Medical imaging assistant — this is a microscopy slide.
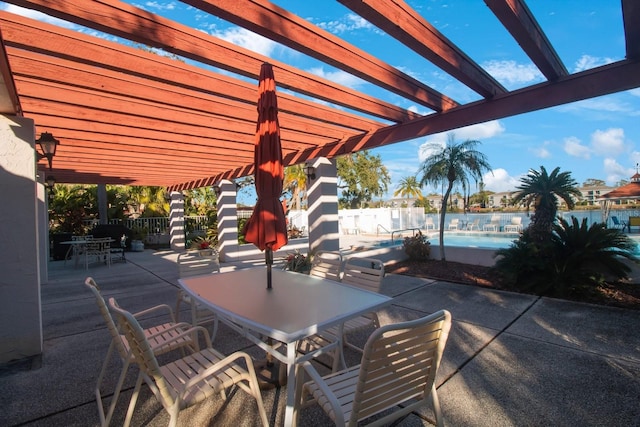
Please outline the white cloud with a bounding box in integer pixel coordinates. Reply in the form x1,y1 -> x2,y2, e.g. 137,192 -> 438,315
0,4 -> 76,28
629,88 -> 640,97
482,168 -> 521,193
307,67 -> 366,89
213,27 -> 277,57
603,158 -> 632,185
529,145 -> 551,158
563,136 -> 591,159
573,55 -> 616,72
417,121 -> 505,161
315,13 -> 374,34
482,60 -> 543,86
591,128 -> 625,156
144,1 -> 177,11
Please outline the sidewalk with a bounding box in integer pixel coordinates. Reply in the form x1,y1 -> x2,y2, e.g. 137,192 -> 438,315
1,249 -> 639,426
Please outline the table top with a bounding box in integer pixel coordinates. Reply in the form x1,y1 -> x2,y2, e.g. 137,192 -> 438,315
179,267 -> 392,343
60,238 -> 114,244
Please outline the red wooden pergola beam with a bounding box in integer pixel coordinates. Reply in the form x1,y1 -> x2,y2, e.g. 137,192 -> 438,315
485,0 -> 568,81
339,0 -> 506,98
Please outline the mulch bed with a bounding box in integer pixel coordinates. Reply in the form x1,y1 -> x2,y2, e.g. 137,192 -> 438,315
386,259 -> 640,311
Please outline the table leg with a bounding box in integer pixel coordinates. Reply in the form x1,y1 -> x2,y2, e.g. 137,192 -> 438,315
284,342 -> 297,427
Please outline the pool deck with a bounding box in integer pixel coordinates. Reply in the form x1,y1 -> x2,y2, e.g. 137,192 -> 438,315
1,244 -> 639,426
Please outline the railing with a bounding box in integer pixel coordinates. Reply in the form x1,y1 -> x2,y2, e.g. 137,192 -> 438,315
376,224 -> 391,236
107,216 -> 209,233
391,228 -> 422,244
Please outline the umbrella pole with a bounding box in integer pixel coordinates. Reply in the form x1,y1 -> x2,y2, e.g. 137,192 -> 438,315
266,248 -> 273,289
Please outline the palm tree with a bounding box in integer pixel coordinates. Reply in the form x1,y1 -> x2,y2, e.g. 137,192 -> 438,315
511,166 -> 581,242
283,165 -> 307,211
394,176 -> 422,204
417,134 -> 491,260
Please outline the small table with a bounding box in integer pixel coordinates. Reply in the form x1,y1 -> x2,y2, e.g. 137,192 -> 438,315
178,267 -> 392,427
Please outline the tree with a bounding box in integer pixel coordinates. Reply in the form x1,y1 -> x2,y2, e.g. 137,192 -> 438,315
337,151 -> 390,209
511,166 -> 581,242
283,164 -> 307,211
582,178 -> 605,187
394,176 -> 422,204
417,134 -> 491,260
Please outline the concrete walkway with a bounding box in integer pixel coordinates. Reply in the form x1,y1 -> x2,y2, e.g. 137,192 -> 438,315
1,249 -> 639,426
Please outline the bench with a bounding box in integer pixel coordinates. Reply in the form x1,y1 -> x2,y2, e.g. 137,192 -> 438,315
628,217 -> 640,232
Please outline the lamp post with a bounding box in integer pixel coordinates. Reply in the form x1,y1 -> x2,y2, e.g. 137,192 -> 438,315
36,132 -> 59,170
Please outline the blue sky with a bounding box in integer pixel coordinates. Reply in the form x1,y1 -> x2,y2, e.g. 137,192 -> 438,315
2,0 -> 639,203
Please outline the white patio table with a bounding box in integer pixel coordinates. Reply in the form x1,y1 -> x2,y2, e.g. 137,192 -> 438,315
178,267 -> 392,427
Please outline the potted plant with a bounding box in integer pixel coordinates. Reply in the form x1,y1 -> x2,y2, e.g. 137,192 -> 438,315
189,236 -> 217,256
403,231 -> 431,261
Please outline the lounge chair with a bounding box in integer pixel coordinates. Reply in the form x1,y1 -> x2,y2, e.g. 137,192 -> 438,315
483,215 -> 501,231
294,310 -> 452,427
108,297 -> 269,427
466,218 -> 481,230
504,216 -> 523,232
611,215 -> 627,230
448,218 -> 460,230
425,217 -> 437,230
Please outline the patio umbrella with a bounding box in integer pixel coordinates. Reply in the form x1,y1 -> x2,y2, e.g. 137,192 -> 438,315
244,62 -> 288,290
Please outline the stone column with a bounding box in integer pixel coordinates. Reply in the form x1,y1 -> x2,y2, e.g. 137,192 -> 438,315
0,115 -> 42,363
97,184 -> 108,224
306,157 -> 340,254
216,180 -> 238,262
168,191 -> 185,251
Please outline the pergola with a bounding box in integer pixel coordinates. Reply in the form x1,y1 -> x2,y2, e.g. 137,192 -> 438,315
0,0 -> 639,191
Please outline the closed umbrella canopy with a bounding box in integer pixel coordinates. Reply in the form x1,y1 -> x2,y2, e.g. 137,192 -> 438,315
244,62 -> 288,288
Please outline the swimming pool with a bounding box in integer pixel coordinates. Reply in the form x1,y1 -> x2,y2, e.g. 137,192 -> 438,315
425,233 -> 519,249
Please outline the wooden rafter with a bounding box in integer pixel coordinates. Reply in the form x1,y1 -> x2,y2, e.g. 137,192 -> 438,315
339,0 -> 506,98
3,0 -> 420,123
181,0 -> 458,112
622,0 -> 640,59
485,0 -> 567,81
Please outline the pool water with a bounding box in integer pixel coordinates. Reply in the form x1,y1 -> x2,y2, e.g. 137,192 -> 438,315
426,233 -> 518,249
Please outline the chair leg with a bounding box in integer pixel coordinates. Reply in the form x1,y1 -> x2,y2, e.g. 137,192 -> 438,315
430,383 -> 444,427
123,373 -> 144,427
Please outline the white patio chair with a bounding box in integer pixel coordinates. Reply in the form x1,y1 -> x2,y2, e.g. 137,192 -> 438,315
84,277 -> 197,427
466,218 -> 481,230
309,251 -> 343,281
108,297 -> 269,427
175,251 -> 220,337
483,214 -> 501,231
294,310 -> 452,427
447,218 -> 459,230
85,237 -> 112,269
504,216 -> 523,232
425,217 -> 437,231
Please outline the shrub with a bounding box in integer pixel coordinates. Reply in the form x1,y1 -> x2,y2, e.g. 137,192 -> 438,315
494,216 -> 638,297
403,231 -> 431,260
282,250 -> 311,273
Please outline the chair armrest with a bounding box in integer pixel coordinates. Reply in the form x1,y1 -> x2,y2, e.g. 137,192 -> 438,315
132,303 -> 176,323
298,361 -> 343,414
149,325 -> 213,351
182,350 -> 256,390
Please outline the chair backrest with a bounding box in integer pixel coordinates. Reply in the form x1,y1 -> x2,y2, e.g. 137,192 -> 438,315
350,310 -> 452,424
450,218 -> 458,224
83,277 -> 130,360
511,217 -> 522,225
178,251 -> 220,278
342,257 -> 384,292
108,297 -> 175,408
310,251 -> 343,281
490,215 -> 501,223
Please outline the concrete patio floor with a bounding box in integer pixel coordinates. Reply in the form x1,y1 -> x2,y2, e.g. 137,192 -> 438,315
1,248 -> 639,426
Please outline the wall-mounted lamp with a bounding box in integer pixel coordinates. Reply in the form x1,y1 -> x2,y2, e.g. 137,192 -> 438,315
45,175 -> 56,189
36,132 -> 59,170
304,163 -> 316,181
